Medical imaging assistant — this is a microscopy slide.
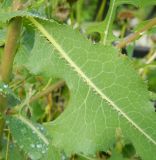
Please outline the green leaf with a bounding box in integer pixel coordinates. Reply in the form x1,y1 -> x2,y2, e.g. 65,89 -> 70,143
0,0 -> 12,9
2,141 -> 25,160
149,91 -> 156,101
0,8 -> 156,159
23,17 -> 156,159
109,151 -> 125,160
7,115 -> 49,160
0,82 -> 20,107
15,21 -> 35,65
0,10 -> 46,23
133,19 -> 156,37
41,144 -> 62,160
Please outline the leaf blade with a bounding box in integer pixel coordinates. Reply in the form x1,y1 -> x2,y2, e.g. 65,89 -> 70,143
1,9 -> 156,159
29,17 -> 156,146
25,18 -> 156,158
7,115 -> 49,159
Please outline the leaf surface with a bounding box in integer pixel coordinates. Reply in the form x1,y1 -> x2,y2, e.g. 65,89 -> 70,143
0,10 -> 46,23
0,8 -> 156,159
7,115 -> 49,159
24,17 -> 156,159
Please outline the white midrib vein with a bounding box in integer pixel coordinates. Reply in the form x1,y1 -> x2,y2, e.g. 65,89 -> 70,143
28,17 -> 156,146
18,115 -> 49,145
103,0 -> 116,45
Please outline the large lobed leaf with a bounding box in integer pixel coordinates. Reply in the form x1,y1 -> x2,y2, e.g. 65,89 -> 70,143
23,17 -> 156,159
0,5 -> 156,160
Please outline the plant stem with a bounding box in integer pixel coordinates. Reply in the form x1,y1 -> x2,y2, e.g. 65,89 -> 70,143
95,0 -> 106,21
6,80 -> 65,116
0,116 -> 5,152
146,51 -> 156,64
76,0 -> 83,24
29,80 -> 65,103
120,22 -> 127,39
116,17 -> 156,49
1,17 -> 22,83
5,129 -> 10,160
0,0 -> 23,156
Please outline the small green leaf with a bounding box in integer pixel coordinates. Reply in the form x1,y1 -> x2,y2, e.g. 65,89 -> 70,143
0,82 -> 20,107
15,21 -> 35,65
7,115 -> 49,160
2,141 -> 24,160
0,82 -> 14,97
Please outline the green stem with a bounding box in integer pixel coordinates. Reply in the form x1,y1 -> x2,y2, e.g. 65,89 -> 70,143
120,22 -> 127,39
6,80 -> 65,116
1,17 -> 22,83
116,17 -> 156,49
0,116 -> 5,152
70,5 -> 75,25
76,0 -> 83,24
29,80 -> 65,103
5,129 -> 10,160
0,0 -> 23,156
103,0 -> 116,45
146,51 -> 156,64
95,0 -> 106,21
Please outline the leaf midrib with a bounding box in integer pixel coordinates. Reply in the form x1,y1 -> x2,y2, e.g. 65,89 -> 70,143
28,17 -> 156,146
17,115 -> 49,145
